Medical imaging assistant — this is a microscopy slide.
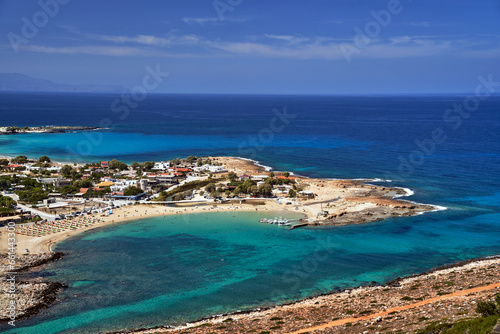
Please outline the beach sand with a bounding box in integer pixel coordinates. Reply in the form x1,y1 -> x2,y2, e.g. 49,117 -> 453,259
0,156 -> 453,328
1,155 -> 436,257
0,200 -> 292,255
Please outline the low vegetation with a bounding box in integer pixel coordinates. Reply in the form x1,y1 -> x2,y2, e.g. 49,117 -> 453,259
156,178 -> 224,201
417,294 -> 500,334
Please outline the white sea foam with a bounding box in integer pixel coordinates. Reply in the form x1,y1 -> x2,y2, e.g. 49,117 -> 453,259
231,157 -> 274,171
354,178 -> 393,183
429,205 -> 447,212
393,187 -> 415,198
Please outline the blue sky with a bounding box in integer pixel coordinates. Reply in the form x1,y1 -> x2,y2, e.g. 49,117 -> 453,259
1,0 -> 500,94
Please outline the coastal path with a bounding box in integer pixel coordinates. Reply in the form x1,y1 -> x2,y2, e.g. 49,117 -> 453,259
2,192 -> 56,221
287,281 -> 500,334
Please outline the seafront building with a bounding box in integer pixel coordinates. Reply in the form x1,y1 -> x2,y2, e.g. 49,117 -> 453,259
0,156 -> 302,225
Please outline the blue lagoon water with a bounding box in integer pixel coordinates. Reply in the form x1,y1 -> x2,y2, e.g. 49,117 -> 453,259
1,92 -> 500,333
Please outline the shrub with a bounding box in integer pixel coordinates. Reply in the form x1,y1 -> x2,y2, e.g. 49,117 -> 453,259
476,300 -> 499,317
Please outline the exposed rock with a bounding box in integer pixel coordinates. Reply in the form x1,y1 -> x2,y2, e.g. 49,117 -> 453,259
492,319 -> 500,334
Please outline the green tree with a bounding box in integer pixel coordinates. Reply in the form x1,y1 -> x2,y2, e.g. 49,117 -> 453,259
281,172 -> 290,178
288,189 -> 297,198
61,165 -> 73,178
205,183 -> 216,194
476,300 -> 499,317
12,155 -> 28,164
249,185 -> 259,196
61,185 -> 78,195
131,161 -> 140,169
143,161 -> 155,171
0,159 -> 9,166
0,178 -> 11,190
0,195 -> 16,208
240,179 -> 257,193
173,190 -> 191,201
109,159 -> 128,171
186,155 -> 196,164
227,171 -> 237,181
269,171 -> 275,178
258,184 -> 273,197
16,188 -> 48,203
38,156 -> 51,163
73,180 -> 93,188
234,186 -> 243,196
124,186 -> 143,196
70,169 -> 81,180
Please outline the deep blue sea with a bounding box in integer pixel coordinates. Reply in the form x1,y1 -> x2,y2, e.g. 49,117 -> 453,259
1,92 -> 500,333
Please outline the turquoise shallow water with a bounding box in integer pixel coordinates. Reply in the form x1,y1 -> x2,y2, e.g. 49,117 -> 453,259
1,93 -> 499,333
5,207 -> 500,334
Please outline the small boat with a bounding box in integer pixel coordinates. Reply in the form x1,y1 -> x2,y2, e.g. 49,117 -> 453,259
259,218 -> 268,223
277,219 -> 291,226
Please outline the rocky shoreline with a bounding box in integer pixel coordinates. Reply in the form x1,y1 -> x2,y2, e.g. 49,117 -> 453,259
216,157 -> 438,228
123,256 -> 500,334
0,125 -> 102,135
0,156 -> 458,331
0,252 -> 65,323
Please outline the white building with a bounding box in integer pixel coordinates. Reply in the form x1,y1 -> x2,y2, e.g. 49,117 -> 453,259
110,180 -> 138,192
193,164 -> 227,173
139,179 -> 148,191
46,166 -> 61,172
153,161 -> 171,171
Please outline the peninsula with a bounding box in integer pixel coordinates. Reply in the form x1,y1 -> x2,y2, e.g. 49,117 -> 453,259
0,125 -> 102,135
4,155 -> 496,334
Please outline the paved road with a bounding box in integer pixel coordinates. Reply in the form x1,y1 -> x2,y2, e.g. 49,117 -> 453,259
2,192 -> 56,221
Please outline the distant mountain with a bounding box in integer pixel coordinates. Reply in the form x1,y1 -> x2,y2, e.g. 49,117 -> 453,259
0,73 -> 127,93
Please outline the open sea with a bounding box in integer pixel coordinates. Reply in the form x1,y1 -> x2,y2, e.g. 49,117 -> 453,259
1,92 -> 500,333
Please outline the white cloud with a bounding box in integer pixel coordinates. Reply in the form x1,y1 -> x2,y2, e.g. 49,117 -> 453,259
16,28 -> 498,61
96,34 -> 172,46
19,45 -> 145,56
205,37 -> 455,60
461,48 -> 500,58
90,33 -> 201,47
205,40 -> 345,60
409,21 -> 431,27
182,17 -> 248,25
390,36 -> 413,44
183,17 -> 219,25
361,40 -> 453,59
263,34 -> 311,44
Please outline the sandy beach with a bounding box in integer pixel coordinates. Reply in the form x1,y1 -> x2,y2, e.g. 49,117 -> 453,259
1,156 -> 438,255
0,156 -> 468,330
0,200 -> 291,255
